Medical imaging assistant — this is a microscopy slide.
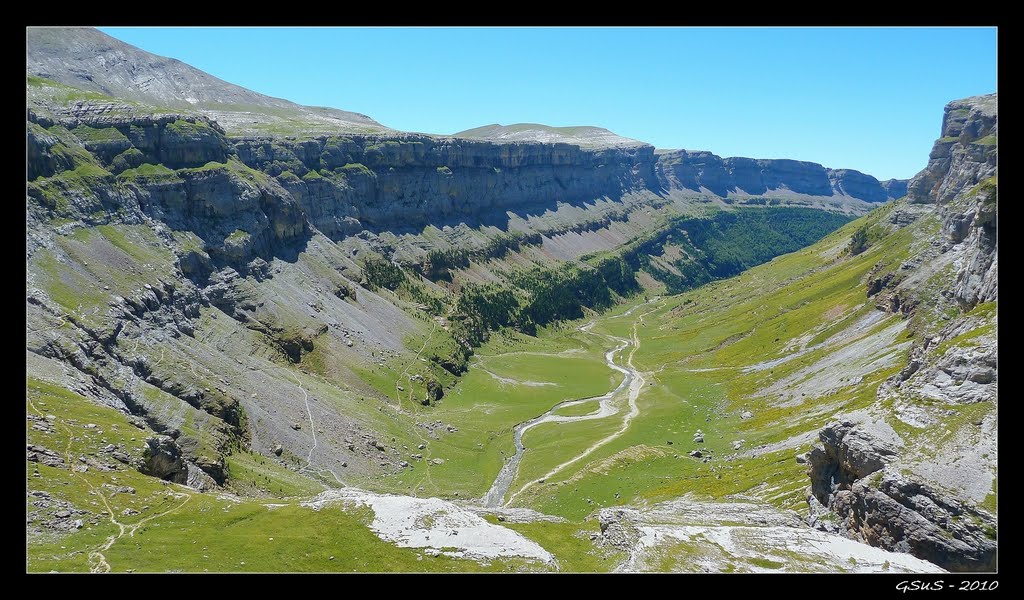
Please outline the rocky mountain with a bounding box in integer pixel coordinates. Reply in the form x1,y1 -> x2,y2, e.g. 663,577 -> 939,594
27,27 -> 390,136
881,178 -> 909,200
26,29 -> 876,502
28,28 -> 905,207
26,27 -> 988,574
455,123 -> 648,149
656,149 -> 905,202
805,93 -> 997,571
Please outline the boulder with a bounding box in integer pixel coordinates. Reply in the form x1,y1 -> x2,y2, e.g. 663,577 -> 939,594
806,419 -> 995,572
140,435 -> 187,484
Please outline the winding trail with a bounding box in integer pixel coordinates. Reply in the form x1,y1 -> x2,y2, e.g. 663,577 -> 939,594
27,396 -> 191,573
482,299 -> 661,508
284,369 -> 345,487
288,370 -> 318,468
474,360 -> 557,388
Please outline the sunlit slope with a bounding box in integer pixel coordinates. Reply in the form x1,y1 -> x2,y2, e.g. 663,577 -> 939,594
506,198 -> 992,523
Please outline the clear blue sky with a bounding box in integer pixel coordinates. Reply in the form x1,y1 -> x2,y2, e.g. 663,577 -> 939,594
100,27 -> 996,180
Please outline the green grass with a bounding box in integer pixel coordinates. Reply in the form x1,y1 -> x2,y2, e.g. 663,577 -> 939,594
226,229 -> 250,243
749,556 -> 786,569
71,125 -> 129,144
28,162 -> 111,213
933,323 -> 995,356
981,478 -> 997,514
117,163 -> 179,181
500,520 -> 624,572
388,345 -> 621,499
29,223 -> 179,335
341,162 -> 373,176
25,378 -> 546,573
27,74 -> 116,103
552,399 -> 601,417
224,452 -> 326,497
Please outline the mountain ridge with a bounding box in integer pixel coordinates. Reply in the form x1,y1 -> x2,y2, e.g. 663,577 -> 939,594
24,27 -> 994,574
27,27 -> 391,136
27,27 -> 906,203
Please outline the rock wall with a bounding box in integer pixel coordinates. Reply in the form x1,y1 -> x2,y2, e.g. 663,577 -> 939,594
807,421 -> 995,572
908,95 -> 997,206
30,96 -> 906,259
656,149 -> 905,202
233,135 -> 659,232
881,178 -> 908,200
807,94 -> 998,572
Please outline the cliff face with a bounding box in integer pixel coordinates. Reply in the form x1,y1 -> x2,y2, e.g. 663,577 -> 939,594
828,169 -> 889,203
907,94 -> 997,309
655,149 -> 905,202
806,94 -> 998,572
907,95 -> 997,206
234,135 -> 659,232
880,178 -> 908,200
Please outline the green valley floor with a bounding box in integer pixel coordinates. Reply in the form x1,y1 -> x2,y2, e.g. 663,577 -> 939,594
28,203 -> 986,573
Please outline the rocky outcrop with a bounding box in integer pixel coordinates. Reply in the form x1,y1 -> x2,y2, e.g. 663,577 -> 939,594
656,150 -> 904,202
907,94 -> 997,206
806,94 -> 997,574
27,109 -> 310,273
881,178 -> 909,200
892,315 -> 997,406
806,421 -> 900,501
827,169 -> 889,203
141,435 -> 187,483
949,177 -> 997,309
806,421 -> 995,572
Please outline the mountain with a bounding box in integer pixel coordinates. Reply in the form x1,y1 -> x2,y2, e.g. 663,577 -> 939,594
25,28 -> 992,573
27,27 -> 390,135
802,93 -> 997,570
656,150 -> 904,202
28,27 -> 905,204
455,123 -> 648,149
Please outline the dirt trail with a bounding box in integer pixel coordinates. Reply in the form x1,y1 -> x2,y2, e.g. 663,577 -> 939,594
284,369 -> 345,487
473,358 -> 558,387
483,299 -> 661,507
27,396 -> 191,573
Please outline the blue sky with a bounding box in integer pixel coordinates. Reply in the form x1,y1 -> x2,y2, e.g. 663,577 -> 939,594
100,27 -> 996,180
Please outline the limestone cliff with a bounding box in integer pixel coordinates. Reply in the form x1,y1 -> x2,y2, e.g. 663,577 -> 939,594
23,28 -> 910,496
655,149 -> 905,202
806,94 -> 998,572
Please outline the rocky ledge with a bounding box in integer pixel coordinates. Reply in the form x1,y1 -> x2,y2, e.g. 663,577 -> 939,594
806,421 -> 995,571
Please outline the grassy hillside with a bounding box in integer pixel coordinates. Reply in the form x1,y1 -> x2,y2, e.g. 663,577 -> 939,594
28,194 -> 997,571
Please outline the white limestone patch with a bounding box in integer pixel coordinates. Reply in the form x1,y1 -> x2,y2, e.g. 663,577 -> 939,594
627,525 -> 945,573
302,489 -> 553,563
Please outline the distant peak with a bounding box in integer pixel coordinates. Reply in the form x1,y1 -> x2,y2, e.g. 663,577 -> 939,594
26,26 -> 391,136
455,123 -> 649,149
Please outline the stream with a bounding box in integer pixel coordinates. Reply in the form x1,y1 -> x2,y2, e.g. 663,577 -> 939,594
481,322 -> 637,507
